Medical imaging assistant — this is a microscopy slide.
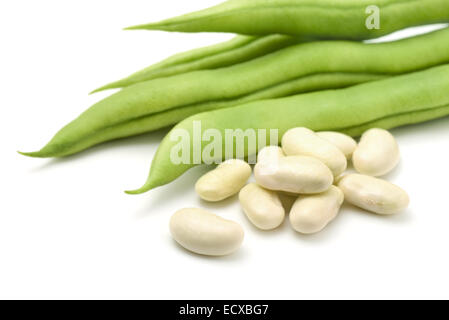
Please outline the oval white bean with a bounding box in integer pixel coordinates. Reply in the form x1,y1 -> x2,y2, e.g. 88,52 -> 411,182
170,208 -> 244,256
239,183 -> 285,230
352,128 -> 400,177
338,174 -> 409,215
195,159 -> 252,202
317,131 -> 358,160
290,186 -> 344,234
282,127 -> 347,177
257,146 -> 285,164
254,155 -> 333,194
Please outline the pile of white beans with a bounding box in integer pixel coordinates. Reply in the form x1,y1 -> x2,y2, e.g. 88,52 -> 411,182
170,128 -> 409,256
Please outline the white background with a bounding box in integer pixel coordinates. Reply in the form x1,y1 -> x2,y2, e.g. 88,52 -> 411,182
1,1 -> 449,300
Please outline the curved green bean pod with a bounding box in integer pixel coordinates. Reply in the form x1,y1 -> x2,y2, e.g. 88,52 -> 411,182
92,34 -> 306,93
126,0 -> 449,39
20,28 -> 449,158
128,64 -> 449,194
29,73 -> 386,157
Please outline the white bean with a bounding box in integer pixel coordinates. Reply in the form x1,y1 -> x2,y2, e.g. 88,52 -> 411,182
195,159 -> 252,202
290,186 -> 344,234
257,146 -> 285,164
170,208 -> 244,256
254,155 -> 333,194
239,183 -> 285,230
338,174 -> 409,215
317,131 -> 358,160
282,127 -> 347,177
352,128 -> 400,177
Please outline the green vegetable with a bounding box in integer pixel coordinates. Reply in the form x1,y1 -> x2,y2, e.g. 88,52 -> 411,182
128,64 -> 449,194
92,34 -> 306,93
126,0 -> 449,39
20,28 -> 449,158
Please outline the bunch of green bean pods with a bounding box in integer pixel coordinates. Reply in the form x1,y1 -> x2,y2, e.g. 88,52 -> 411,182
20,28 -> 449,159
127,0 -> 449,39
92,34 -> 306,93
128,64 -> 449,194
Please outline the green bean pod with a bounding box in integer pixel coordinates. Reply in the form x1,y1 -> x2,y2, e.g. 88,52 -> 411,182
92,34 -> 306,93
128,64 -> 449,194
20,28 -> 449,158
126,0 -> 449,39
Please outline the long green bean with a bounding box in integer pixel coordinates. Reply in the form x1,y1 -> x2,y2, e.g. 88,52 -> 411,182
92,34 -> 306,93
128,64 -> 449,194
20,28 -> 449,158
126,0 -> 449,39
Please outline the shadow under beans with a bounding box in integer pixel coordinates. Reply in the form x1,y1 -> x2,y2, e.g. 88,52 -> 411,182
377,161 -> 405,182
133,165 -> 215,218
290,210 -> 348,244
340,203 -> 414,225
391,115 -> 449,139
199,194 -> 239,210
287,203 -> 412,244
246,218 -> 290,237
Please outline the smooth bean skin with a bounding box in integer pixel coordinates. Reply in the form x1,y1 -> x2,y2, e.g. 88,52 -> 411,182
239,183 -> 285,230
290,186 -> 344,234
127,0 -> 449,39
256,146 -> 285,174
256,146 -> 306,199
353,128 -> 400,177
338,174 -> 409,215
254,155 -> 333,194
128,64 -> 449,194
282,127 -> 347,177
257,146 -> 285,163
92,34 -> 305,93
21,28 -> 449,158
317,131 -> 357,160
195,159 -> 252,202
170,208 -> 244,256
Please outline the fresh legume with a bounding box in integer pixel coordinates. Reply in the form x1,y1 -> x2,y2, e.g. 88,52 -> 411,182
92,34 -> 306,93
317,131 -> 358,160
254,154 -> 333,194
352,128 -> 400,176
170,208 -> 244,256
128,64 -> 449,194
290,186 -> 344,234
127,0 -> 449,39
239,183 -> 285,230
338,174 -> 409,215
282,127 -> 347,177
21,28 -> 449,158
195,159 -> 252,202
257,146 -> 285,164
